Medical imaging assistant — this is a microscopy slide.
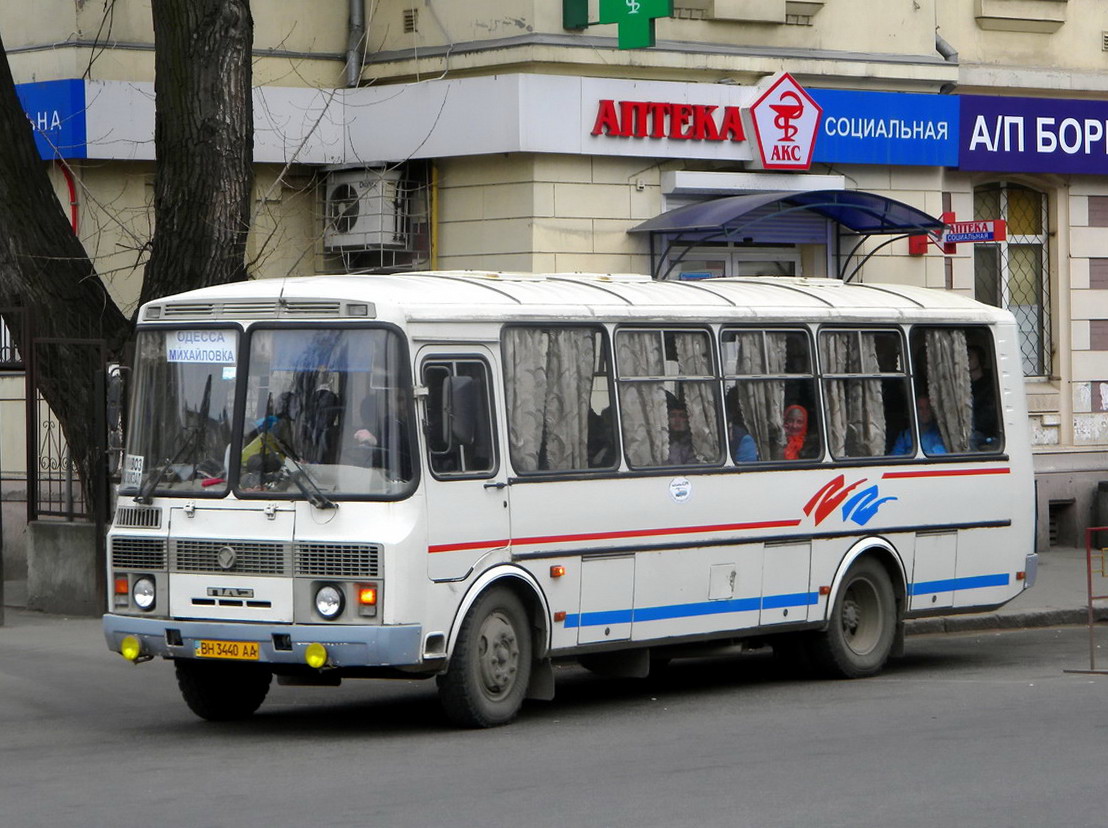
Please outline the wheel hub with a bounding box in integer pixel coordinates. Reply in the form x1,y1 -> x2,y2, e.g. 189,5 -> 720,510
477,611 -> 519,698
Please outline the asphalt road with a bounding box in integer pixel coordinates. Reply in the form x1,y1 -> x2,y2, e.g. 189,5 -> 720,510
1,615 -> 1105,828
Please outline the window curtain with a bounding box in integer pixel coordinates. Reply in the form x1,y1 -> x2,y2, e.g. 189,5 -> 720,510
822,332 -> 885,457
925,328 -> 971,453
542,329 -> 596,469
503,328 -> 549,472
730,331 -> 786,461
616,331 -> 669,466
674,332 -> 720,462
504,328 -> 598,471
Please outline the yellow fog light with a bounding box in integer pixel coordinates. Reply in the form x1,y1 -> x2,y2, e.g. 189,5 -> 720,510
120,635 -> 143,663
304,642 -> 329,669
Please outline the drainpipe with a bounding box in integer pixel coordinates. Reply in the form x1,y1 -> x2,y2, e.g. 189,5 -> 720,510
935,30 -> 958,63
346,0 -> 366,88
55,160 -> 78,233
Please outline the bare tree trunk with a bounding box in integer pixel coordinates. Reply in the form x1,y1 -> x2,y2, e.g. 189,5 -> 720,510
142,0 -> 254,305
0,0 -> 254,517
0,29 -> 130,510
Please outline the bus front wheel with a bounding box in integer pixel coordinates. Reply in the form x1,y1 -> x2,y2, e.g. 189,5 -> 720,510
438,587 -> 533,728
809,557 -> 896,679
175,659 -> 272,721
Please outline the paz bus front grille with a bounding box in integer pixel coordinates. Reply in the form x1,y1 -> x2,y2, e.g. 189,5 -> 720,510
294,543 -> 382,578
110,537 -> 168,570
172,540 -> 289,575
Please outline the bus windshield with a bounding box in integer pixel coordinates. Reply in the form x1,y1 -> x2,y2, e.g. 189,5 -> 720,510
237,326 -> 415,499
122,328 -> 240,499
121,325 -> 416,501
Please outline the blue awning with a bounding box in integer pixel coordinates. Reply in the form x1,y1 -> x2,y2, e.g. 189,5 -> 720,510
630,189 -> 947,280
630,189 -> 946,238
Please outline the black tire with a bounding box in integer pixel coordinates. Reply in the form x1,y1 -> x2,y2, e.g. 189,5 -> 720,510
808,557 -> 897,679
175,659 -> 272,721
437,587 -> 532,728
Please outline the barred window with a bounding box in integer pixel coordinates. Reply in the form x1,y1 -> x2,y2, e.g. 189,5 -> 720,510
973,183 -> 1050,376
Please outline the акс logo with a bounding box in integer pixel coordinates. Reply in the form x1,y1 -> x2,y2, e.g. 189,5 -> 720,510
745,72 -> 822,171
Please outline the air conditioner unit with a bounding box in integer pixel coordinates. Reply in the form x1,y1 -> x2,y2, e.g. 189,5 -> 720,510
323,168 -> 405,251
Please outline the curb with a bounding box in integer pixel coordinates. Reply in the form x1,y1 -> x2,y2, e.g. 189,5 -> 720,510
905,606 -> 1108,636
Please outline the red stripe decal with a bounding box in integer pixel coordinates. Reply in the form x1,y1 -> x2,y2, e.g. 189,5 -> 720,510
882,467 -> 1010,479
428,538 -> 509,554
428,519 -> 801,554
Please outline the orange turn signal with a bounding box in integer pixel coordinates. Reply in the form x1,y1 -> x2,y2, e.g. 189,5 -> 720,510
358,586 -> 378,606
114,576 -> 129,595
550,565 -> 566,578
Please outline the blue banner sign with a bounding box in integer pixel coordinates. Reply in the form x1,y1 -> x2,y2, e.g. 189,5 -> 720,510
811,89 -> 958,167
960,95 -> 1108,174
14,79 -> 87,160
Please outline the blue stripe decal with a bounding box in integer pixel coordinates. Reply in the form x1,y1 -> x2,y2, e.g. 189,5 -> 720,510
635,597 -> 762,622
564,574 -> 1012,629
761,591 -> 820,610
564,592 -> 816,629
909,573 -> 1010,596
574,608 -> 634,628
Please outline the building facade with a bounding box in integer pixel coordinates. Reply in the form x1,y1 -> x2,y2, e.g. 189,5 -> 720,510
3,0 -> 1108,549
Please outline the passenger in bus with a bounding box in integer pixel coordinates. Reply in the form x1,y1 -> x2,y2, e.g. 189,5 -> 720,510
666,394 -> 697,464
302,385 -> 341,463
349,391 -> 412,478
587,406 -> 617,467
968,346 -> 999,450
782,404 -> 818,460
725,387 -> 758,462
891,395 -> 947,456
240,391 -> 299,478
730,420 -> 758,463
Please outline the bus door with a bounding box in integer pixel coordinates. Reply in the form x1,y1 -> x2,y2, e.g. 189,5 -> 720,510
910,530 -> 957,611
419,350 -> 509,582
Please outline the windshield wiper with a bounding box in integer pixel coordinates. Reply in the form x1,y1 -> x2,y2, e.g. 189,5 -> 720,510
133,375 -> 213,505
133,426 -> 202,505
266,431 -> 337,510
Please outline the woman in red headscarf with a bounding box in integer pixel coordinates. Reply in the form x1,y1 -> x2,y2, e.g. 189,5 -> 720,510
783,404 -> 813,460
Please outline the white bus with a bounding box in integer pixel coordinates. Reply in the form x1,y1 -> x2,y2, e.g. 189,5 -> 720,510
103,272 -> 1036,727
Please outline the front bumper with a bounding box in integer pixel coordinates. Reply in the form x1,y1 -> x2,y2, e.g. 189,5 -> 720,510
103,613 -> 424,668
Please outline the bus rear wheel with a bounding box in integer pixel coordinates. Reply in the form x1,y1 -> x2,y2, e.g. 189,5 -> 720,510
809,557 -> 896,679
175,659 -> 272,721
438,587 -> 532,728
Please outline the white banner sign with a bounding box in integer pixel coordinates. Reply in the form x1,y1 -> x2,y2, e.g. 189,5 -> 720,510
164,330 -> 237,364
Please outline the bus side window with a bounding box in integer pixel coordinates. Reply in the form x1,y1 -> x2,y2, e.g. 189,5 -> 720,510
908,326 -> 1003,454
422,359 -> 495,476
966,333 -> 1002,452
721,328 -> 818,463
614,328 -> 723,468
820,328 -> 908,459
503,326 -> 618,473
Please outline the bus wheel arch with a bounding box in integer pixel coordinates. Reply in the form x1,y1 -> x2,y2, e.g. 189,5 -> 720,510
810,543 -> 905,679
437,568 -> 551,728
445,566 -> 551,661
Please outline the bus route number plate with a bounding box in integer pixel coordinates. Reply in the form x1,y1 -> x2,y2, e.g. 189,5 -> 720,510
195,639 -> 260,660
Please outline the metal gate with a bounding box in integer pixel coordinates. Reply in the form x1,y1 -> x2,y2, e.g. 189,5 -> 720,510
24,325 -> 113,607
26,337 -> 110,522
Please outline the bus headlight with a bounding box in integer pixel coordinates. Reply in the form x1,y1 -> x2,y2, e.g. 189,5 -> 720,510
314,584 -> 344,620
132,576 -> 156,611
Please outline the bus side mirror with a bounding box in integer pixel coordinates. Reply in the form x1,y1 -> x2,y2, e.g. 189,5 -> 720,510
442,375 -> 478,447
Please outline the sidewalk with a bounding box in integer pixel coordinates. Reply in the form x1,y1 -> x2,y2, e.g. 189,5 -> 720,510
904,544 -> 1108,635
3,545 -> 1107,632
